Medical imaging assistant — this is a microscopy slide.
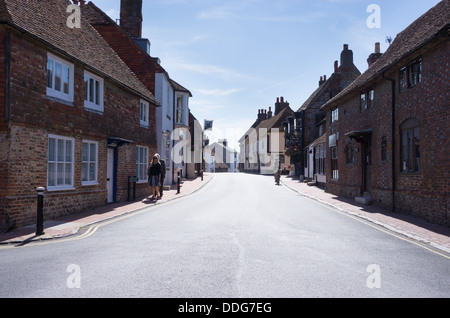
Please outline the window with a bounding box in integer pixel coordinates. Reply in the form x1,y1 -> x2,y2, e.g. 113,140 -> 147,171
82,141 -> 98,185
368,89 -> 374,108
400,119 -> 420,172
332,108 -> 339,122
315,143 -> 326,175
399,58 -> 422,91
136,146 -> 149,182
84,71 -> 104,112
48,135 -> 74,190
47,53 -> 74,102
360,88 -> 374,111
140,100 -> 149,127
360,93 -> 367,111
331,146 -> 338,179
176,95 -> 183,124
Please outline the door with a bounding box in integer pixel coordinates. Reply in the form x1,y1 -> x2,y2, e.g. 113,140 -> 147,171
107,148 -> 115,203
362,140 -> 372,193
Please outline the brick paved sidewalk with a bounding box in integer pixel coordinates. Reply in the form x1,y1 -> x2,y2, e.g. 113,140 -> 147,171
0,173 -> 213,245
280,175 -> 450,253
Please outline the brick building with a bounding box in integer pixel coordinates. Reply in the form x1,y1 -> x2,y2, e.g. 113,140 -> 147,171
0,0 -> 160,232
283,44 -> 361,185
321,0 -> 449,226
82,0 -> 194,184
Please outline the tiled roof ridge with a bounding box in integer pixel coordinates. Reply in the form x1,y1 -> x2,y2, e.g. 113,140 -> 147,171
321,0 -> 449,110
83,2 -> 189,99
1,0 -> 159,105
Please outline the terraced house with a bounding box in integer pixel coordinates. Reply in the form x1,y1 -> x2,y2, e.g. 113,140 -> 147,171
321,0 -> 449,226
82,0 -> 194,184
0,0 -> 160,232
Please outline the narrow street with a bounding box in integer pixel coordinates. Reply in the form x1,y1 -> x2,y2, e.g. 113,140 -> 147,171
0,173 -> 449,298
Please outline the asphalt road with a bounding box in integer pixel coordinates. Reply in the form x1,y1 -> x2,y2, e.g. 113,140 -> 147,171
0,173 -> 449,298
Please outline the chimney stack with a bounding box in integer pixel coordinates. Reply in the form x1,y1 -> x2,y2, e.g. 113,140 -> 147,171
275,96 -> 289,116
72,0 -> 86,4
367,42 -> 383,67
120,0 -> 143,38
340,44 -> 354,70
268,107 -> 273,119
319,76 -> 324,86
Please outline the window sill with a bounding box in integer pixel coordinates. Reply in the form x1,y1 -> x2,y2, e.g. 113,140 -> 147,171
46,95 -> 74,107
84,104 -> 104,114
82,182 -> 99,187
47,186 -> 75,192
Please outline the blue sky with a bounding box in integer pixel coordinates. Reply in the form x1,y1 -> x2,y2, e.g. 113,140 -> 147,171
89,0 -> 441,150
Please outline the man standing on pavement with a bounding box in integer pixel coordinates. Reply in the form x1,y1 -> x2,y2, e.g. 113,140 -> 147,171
156,154 -> 166,197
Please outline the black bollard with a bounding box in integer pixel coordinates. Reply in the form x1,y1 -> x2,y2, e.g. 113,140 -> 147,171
36,187 -> 45,236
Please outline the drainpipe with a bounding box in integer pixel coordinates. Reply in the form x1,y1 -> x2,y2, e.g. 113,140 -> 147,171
382,71 -> 396,212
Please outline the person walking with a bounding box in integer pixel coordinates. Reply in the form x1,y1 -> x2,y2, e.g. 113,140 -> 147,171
147,154 -> 162,200
157,155 -> 166,197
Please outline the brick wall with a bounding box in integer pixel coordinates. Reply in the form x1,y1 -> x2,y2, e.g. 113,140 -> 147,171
325,37 -> 449,227
0,29 -> 158,232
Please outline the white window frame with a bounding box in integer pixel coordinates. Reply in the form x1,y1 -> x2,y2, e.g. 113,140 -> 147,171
140,99 -> 149,127
46,53 -> 74,102
84,71 -> 104,113
47,135 -> 75,191
81,140 -> 98,186
332,108 -> 339,122
136,146 -> 149,183
176,95 -> 184,124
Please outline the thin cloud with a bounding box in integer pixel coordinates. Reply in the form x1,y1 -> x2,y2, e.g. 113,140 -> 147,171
196,88 -> 241,96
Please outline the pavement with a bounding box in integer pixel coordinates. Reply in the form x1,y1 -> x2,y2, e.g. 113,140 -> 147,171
1,172 -> 449,255
0,173 -> 213,246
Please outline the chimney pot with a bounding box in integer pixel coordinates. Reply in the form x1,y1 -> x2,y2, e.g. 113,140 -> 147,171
375,42 -> 381,54
334,60 -> 338,72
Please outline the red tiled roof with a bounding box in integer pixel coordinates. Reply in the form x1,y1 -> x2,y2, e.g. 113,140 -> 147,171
0,0 -> 159,105
322,0 -> 450,110
82,1 -> 191,100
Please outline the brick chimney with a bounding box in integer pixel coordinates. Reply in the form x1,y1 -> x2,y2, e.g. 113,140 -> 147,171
268,107 -> 273,119
274,97 -> 289,116
340,44 -> 354,70
367,42 -> 383,67
120,0 -> 143,38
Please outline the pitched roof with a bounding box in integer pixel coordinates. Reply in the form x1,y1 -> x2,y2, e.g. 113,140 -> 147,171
0,0 -> 159,105
321,0 -> 450,110
83,1 -> 191,99
171,79 -> 193,97
256,106 -> 293,130
298,79 -> 331,111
